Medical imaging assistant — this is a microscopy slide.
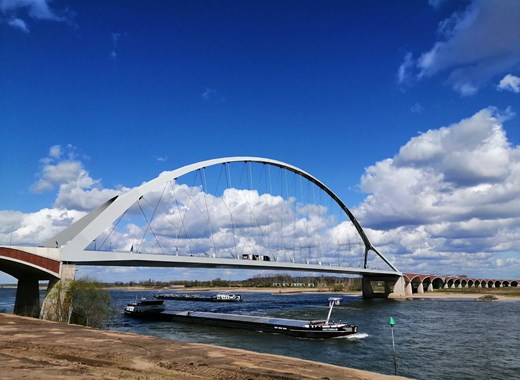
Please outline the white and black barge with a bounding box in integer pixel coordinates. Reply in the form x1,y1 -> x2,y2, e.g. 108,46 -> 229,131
124,297 -> 358,339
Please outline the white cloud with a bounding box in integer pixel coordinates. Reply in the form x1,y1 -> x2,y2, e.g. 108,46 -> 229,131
30,145 -> 124,210
7,17 -> 27,32
355,107 -> 520,276
497,74 -> 520,93
53,182 -> 123,212
201,87 -> 225,102
0,0 -> 60,20
110,32 -> 127,60
154,155 -> 168,162
400,0 -> 520,95
428,0 -> 448,9
0,0 -> 71,32
410,103 -> 424,114
48,144 -> 62,158
397,52 -> 414,85
31,145 -> 88,193
396,108 -> 513,184
32,161 -> 86,192
201,87 -> 218,100
1,208 -> 86,246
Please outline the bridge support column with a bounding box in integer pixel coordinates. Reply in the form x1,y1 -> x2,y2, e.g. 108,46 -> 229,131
14,278 -> 40,318
362,275 -> 406,299
40,264 -> 76,320
417,283 -> 424,294
405,281 -> 413,297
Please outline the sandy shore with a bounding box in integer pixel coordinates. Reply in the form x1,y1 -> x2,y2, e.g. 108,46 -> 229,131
0,313 -> 409,380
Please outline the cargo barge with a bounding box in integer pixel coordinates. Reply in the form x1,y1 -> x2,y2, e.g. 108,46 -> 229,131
124,297 -> 358,339
154,292 -> 242,302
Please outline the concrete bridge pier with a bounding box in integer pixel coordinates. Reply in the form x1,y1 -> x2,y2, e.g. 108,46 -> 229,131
40,264 -> 76,320
14,277 -> 41,318
405,281 -> 413,297
362,275 -> 406,299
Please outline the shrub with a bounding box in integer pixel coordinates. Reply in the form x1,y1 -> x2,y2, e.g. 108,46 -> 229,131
67,278 -> 111,328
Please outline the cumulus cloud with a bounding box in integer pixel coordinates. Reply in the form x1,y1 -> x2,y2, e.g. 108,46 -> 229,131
497,74 -> 520,93
2,208 -> 87,246
0,0 -> 72,32
355,107 -> 520,277
399,0 -> 520,95
31,145 -> 123,210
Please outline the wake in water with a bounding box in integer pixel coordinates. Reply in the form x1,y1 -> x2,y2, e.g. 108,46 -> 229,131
337,332 -> 369,340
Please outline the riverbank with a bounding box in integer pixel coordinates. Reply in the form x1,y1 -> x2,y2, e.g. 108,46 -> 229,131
107,285 -> 346,294
407,289 -> 520,301
0,313 -> 409,380
110,285 -> 520,300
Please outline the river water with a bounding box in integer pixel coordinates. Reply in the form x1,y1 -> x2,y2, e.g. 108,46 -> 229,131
1,288 -> 519,380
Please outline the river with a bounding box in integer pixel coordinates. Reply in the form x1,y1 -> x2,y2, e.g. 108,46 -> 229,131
1,288 -> 519,380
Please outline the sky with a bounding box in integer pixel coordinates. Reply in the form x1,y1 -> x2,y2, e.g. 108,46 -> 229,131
1,0 -> 520,283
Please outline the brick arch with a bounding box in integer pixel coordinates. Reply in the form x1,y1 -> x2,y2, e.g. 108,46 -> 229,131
0,247 -> 60,280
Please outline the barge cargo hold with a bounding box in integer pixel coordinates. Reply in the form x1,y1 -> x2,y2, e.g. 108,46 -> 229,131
154,292 -> 242,302
124,297 -> 358,339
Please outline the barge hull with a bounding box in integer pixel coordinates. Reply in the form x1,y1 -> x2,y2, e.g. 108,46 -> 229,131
124,310 -> 357,338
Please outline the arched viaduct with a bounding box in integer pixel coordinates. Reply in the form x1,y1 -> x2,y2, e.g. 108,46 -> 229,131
403,273 -> 519,296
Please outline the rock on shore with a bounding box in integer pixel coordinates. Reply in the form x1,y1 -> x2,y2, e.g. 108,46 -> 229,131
0,313 -> 409,380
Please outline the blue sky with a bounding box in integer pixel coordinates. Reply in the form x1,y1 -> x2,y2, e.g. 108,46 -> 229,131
1,0 -> 520,283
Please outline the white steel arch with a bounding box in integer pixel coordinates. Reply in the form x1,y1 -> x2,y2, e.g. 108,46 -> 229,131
46,156 -> 397,272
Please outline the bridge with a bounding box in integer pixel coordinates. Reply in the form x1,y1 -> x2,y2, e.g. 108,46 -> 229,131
402,273 -> 519,296
1,157 -> 515,317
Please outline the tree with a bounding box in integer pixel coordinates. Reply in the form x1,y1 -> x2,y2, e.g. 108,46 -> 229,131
67,278 -> 111,328
42,278 -> 111,328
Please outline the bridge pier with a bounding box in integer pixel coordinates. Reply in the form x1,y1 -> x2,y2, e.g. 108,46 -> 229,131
40,264 -> 76,320
362,275 -> 406,299
14,278 -> 41,318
